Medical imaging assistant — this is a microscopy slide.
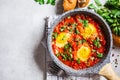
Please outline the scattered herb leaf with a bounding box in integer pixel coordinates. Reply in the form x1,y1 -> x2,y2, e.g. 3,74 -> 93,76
60,26 -> 66,32
47,0 -> 56,5
68,16 -> 71,19
35,0 -> 44,5
56,53 -> 60,57
35,0 -> 56,5
80,39 -> 86,44
77,58 -> 80,64
52,32 -> 58,39
94,0 -> 102,6
97,52 -> 103,58
80,20 -> 89,27
75,28 -> 80,34
93,37 -> 101,48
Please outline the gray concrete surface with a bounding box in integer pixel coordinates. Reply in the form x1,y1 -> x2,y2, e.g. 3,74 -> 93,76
0,0 -> 61,80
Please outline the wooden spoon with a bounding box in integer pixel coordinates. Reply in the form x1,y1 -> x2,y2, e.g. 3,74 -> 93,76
99,63 -> 120,80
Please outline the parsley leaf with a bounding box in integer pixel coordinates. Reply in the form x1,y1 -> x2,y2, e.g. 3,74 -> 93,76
35,0 -> 44,5
88,3 -> 97,9
94,0 -> 102,7
35,0 -> 56,5
47,0 -> 56,5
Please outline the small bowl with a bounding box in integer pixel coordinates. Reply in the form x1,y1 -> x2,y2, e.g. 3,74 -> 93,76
47,9 -> 113,75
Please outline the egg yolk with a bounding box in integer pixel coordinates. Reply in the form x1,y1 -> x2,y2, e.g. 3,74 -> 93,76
82,23 -> 97,39
77,45 -> 91,61
56,32 -> 70,47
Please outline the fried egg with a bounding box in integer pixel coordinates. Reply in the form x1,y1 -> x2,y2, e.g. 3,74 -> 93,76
82,23 -> 97,39
56,32 -> 70,47
77,43 -> 91,61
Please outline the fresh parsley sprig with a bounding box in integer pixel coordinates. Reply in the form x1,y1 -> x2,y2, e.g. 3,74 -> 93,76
88,0 -> 120,36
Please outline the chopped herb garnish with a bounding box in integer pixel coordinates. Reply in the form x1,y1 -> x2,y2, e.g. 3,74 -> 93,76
72,23 -> 77,27
64,43 -> 71,50
80,20 -> 89,27
70,53 -> 72,58
68,16 -> 71,19
97,52 -> 103,58
60,26 -> 66,32
52,32 -> 58,39
84,20 -> 89,27
75,28 -> 80,34
56,53 -> 60,57
80,39 -> 86,44
93,37 -> 101,48
61,54 -> 67,61
77,58 -> 80,64
67,27 -> 73,32
61,53 -> 73,61
64,44 -> 69,50
68,48 -> 72,52
68,53 -> 72,60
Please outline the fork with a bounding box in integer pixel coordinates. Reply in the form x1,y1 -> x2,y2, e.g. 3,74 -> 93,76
48,62 -> 67,77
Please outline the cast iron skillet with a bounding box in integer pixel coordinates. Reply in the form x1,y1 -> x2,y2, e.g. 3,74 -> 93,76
47,9 -> 113,75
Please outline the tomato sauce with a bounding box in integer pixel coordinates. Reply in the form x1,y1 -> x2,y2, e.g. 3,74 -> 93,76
52,14 -> 106,70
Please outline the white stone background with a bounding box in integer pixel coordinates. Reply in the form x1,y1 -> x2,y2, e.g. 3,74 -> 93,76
0,0 -> 119,80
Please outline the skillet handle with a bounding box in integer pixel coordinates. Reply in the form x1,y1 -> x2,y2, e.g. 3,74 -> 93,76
99,63 -> 120,80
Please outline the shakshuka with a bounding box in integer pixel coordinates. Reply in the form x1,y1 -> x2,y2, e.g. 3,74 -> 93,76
52,14 -> 106,70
